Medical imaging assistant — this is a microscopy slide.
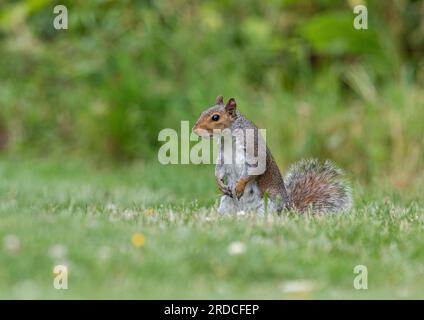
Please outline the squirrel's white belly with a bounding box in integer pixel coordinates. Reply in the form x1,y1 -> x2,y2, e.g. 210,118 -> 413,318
218,138 -> 276,214
219,170 -> 263,214
221,138 -> 248,190
218,180 -> 279,214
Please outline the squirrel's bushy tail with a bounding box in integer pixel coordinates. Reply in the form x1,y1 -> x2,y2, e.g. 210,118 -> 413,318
284,159 -> 352,213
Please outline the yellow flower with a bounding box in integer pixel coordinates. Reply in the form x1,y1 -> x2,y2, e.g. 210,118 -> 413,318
131,233 -> 145,248
144,208 -> 155,216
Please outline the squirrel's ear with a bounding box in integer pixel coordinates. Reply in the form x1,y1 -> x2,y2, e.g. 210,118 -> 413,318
225,98 -> 237,116
215,95 -> 224,105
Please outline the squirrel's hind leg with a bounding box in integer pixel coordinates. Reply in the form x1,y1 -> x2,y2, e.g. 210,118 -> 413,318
218,195 -> 238,214
257,198 -> 282,214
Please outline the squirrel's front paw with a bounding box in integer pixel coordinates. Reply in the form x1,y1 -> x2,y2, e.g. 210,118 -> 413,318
217,179 -> 233,197
221,185 -> 233,198
235,182 -> 246,200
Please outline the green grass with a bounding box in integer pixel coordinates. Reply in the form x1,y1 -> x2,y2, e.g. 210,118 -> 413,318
0,158 -> 423,299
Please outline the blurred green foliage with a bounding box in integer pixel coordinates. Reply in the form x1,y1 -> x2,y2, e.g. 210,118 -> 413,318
0,0 -> 423,190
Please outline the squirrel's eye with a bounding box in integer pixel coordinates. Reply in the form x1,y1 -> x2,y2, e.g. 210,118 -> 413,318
211,114 -> 220,121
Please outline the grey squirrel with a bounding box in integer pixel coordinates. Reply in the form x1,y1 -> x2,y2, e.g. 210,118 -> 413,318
192,95 -> 352,214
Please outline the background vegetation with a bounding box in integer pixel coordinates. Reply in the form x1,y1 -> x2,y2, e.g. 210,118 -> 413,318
1,0 -> 423,192
0,0 -> 423,299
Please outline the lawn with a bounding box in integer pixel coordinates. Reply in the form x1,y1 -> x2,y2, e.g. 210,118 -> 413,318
0,158 -> 423,299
